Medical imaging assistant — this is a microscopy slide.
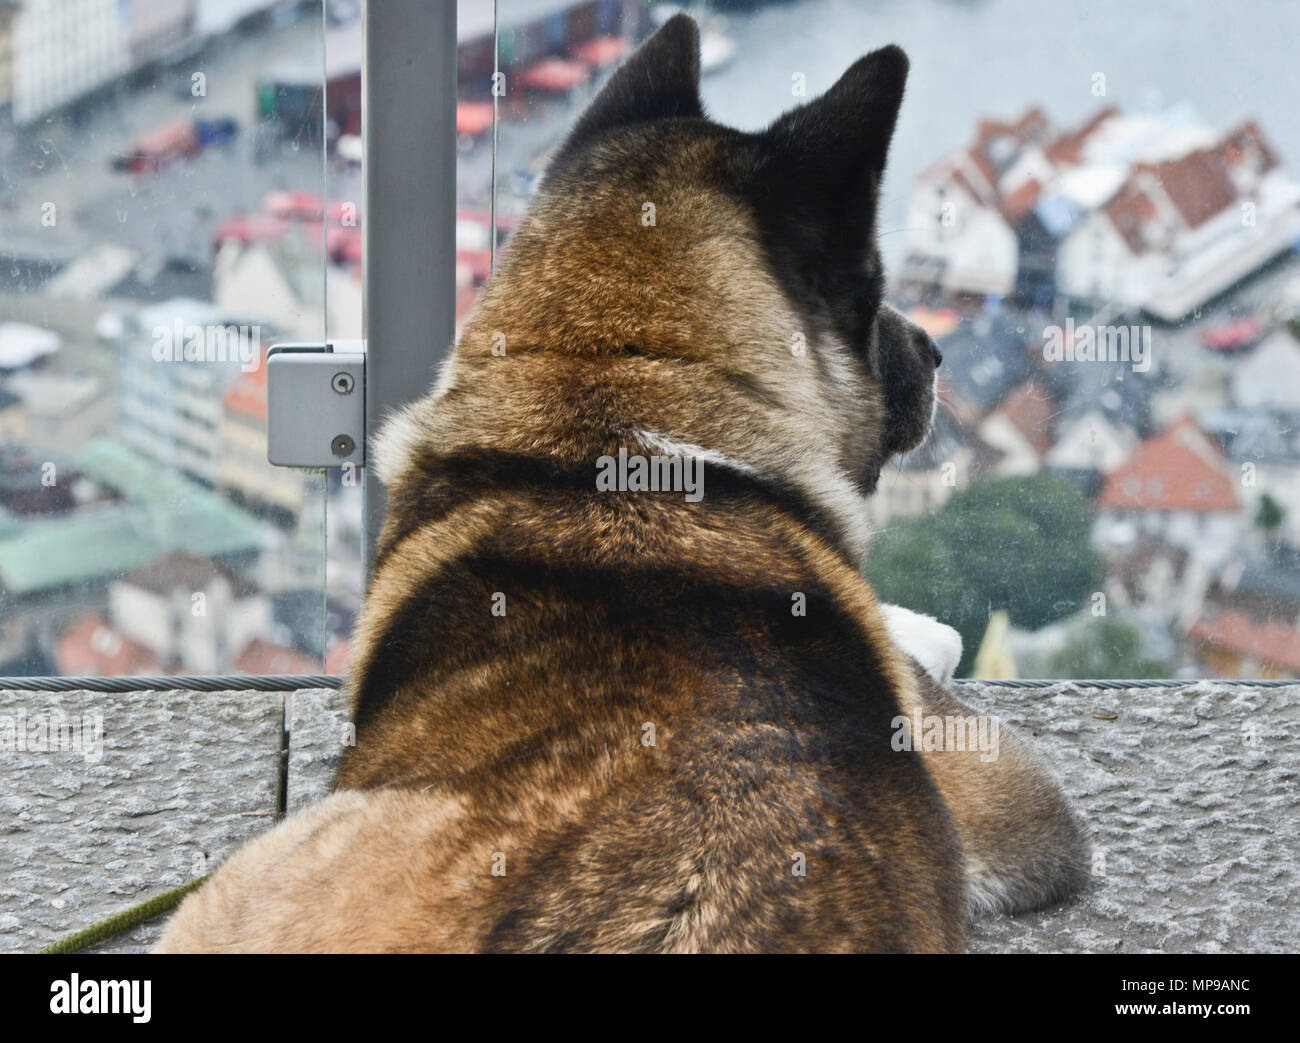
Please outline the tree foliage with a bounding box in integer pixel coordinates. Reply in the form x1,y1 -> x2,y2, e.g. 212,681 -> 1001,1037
1045,617 -> 1168,679
865,475 -> 1106,675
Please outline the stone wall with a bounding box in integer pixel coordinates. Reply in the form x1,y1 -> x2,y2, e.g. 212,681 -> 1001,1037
2,682 -> 1295,953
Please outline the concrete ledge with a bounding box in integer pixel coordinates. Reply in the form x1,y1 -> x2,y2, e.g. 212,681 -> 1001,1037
2,683 -> 1295,952
964,682 -> 1299,953
0,690 -> 289,953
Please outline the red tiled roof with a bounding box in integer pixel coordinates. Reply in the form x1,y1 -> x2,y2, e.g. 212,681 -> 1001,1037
1106,178 -> 1162,253
917,106 -> 1050,202
1190,608 -> 1300,674
234,638 -> 319,675
223,353 -> 268,422
1000,177 -> 1043,223
1044,106 -> 1120,165
518,58 -> 590,93
55,614 -> 159,676
1149,148 -> 1238,229
996,381 -> 1056,457
1220,120 -> 1279,176
1098,417 -> 1239,512
1104,120 -> 1283,254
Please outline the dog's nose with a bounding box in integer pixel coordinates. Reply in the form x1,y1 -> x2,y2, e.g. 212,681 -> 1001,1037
926,336 -> 942,368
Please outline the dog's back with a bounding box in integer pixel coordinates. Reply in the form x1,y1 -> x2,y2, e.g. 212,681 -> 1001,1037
158,15 -> 1085,953
160,457 -> 964,952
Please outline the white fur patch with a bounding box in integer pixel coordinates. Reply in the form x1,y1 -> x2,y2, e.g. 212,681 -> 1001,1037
370,403 -> 427,487
633,428 -> 764,478
878,603 -> 962,685
962,855 -> 1022,918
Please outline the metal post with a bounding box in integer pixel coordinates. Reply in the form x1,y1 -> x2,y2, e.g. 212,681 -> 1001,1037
361,0 -> 458,578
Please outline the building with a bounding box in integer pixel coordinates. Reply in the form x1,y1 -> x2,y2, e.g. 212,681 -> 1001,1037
55,614 -> 159,676
1199,407 -> 1300,547
907,102 -> 1300,319
868,404 -> 998,526
1059,121 -> 1300,321
1188,608 -> 1300,678
1231,328 -> 1300,411
1094,417 -> 1242,568
976,380 -> 1056,476
108,552 -> 269,674
218,351 -> 306,521
114,297 -> 258,486
932,312 -> 1033,425
903,109 -> 1047,298
213,236 -> 361,342
11,0 -> 129,124
0,437 -> 271,600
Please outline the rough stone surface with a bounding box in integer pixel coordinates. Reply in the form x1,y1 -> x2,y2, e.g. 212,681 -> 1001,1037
0,689 -> 284,954
4,683 -> 1296,953
964,682 -> 1300,954
285,687 -> 350,811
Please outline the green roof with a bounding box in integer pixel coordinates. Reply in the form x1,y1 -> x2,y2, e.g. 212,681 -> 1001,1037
0,438 -> 274,595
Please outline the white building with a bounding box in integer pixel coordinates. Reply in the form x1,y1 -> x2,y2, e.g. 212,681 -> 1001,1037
11,0 -> 128,124
114,297 -> 256,486
1045,410 -> 1138,476
1093,417 -> 1243,571
1232,329 -> 1300,410
1058,121 -> 1300,320
908,103 -> 1300,319
109,552 -> 270,674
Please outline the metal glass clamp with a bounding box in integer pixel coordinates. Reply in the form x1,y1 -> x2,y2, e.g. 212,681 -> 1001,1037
266,341 -> 365,468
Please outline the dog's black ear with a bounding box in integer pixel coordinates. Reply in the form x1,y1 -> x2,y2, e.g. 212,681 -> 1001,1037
560,14 -> 702,154
755,45 -> 908,218
749,47 -> 909,353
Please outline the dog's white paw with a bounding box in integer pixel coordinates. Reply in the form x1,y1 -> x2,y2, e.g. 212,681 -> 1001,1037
878,603 -> 963,685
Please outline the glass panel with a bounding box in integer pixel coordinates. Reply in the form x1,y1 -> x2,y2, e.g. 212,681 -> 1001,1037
0,0 -> 331,676
322,1 -> 362,676
485,1 -> 1300,680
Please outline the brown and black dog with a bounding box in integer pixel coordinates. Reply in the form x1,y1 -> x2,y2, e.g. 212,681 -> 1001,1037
158,15 -> 1087,953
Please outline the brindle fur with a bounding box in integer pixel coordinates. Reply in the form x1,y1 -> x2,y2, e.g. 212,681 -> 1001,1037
158,16 -> 1087,953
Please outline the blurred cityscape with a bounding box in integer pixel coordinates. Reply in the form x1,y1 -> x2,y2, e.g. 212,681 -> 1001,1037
0,0 -> 1297,679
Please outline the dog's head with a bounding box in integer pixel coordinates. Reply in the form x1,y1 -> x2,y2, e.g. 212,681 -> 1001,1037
521,15 -> 938,476
427,15 -> 940,559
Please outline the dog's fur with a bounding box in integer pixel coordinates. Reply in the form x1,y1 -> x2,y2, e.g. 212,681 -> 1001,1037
157,16 -> 1087,953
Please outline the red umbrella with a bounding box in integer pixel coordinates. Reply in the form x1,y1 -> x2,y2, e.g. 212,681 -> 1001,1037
457,100 -> 495,137
571,35 -> 628,68
518,58 -> 591,93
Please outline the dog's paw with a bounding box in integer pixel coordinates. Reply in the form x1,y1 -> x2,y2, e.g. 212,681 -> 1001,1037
878,603 -> 963,685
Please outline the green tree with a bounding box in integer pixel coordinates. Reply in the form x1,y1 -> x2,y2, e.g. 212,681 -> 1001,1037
1255,493 -> 1286,541
865,475 -> 1106,675
1045,617 -> 1168,679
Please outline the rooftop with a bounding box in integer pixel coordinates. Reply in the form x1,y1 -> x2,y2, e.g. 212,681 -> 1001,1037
1098,417 -> 1240,513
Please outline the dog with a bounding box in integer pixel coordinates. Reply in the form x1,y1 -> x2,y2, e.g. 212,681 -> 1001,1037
157,14 -> 1087,953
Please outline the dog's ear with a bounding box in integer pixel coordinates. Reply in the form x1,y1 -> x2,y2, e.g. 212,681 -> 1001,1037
757,45 -> 908,200
749,46 -> 909,350
559,13 -> 703,155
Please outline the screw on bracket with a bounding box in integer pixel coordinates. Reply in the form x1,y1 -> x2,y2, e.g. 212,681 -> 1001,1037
331,434 -> 356,457
331,372 -> 355,394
